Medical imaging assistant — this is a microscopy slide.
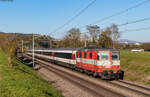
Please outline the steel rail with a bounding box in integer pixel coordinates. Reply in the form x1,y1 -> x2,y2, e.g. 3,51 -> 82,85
111,80 -> 150,95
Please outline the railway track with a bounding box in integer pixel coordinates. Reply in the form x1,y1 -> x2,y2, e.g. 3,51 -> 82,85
39,65 -> 105,97
22,54 -> 150,97
111,80 -> 150,95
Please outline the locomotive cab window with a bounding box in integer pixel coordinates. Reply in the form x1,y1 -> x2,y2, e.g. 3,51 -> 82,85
97,55 -> 99,60
111,53 -> 119,60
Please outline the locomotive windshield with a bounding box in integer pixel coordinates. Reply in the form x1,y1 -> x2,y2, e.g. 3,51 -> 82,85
111,52 -> 119,60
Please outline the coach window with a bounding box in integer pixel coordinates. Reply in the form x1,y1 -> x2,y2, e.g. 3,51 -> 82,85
49,52 -> 52,56
69,53 -> 72,59
46,52 -> 50,56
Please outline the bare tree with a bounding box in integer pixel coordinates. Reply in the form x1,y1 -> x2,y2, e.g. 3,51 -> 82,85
98,24 -> 120,49
63,28 -> 81,47
110,24 -> 121,48
86,25 -> 100,42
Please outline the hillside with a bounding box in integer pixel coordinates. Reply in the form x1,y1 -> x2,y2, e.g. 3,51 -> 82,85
120,50 -> 150,86
0,49 -> 62,97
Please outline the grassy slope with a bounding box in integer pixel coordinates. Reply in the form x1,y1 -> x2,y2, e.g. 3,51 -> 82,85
0,49 -> 62,97
120,50 -> 150,86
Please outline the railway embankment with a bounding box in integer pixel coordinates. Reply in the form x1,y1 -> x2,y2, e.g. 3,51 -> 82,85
121,50 -> 150,86
0,49 -> 62,97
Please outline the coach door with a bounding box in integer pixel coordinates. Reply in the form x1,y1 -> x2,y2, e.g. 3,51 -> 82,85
72,51 -> 76,65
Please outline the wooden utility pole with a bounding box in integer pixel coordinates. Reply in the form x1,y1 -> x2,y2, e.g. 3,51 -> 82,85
22,40 -> 24,53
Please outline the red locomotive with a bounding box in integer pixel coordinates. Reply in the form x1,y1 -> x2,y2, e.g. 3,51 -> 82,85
27,48 -> 124,80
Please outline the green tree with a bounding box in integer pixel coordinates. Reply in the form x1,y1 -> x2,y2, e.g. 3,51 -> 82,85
98,30 -> 113,48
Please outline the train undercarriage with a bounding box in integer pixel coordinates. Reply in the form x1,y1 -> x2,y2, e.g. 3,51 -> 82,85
98,70 -> 124,80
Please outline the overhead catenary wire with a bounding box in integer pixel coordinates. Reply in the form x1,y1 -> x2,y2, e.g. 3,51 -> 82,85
51,0 -> 96,35
53,16 -> 150,39
118,17 -> 150,27
90,0 -> 150,25
75,0 -> 150,30
53,0 -> 150,37
50,0 -> 150,39
120,26 -> 150,33
99,16 -> 150,31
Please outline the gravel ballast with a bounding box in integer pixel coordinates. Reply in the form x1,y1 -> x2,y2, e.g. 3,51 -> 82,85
38,68 -> 96,97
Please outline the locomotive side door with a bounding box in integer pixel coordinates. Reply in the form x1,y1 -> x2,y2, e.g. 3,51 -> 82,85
93,52 -> 97,65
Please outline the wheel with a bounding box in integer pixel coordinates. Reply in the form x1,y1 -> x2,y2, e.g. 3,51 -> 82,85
79,69 -> 84,73
93,72 -> 98,78
118,70 -> 124,80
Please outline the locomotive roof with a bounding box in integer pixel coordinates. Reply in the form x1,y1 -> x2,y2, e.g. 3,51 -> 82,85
78,48 -> 119,52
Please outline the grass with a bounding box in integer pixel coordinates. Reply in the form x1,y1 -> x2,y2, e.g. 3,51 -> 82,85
0,49 -> 63,97
120,50 -> 150,86
0,48 -> 8,66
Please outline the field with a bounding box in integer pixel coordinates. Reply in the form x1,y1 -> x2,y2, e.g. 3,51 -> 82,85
0,49 -> 63,97
120,50 -> 150,86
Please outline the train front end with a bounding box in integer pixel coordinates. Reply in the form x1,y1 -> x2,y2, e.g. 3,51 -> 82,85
97,50 -> 124,80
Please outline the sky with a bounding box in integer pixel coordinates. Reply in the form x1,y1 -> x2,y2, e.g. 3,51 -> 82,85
0,0 -> 150,42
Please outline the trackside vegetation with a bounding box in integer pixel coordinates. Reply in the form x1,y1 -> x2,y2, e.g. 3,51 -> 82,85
0,49 -> 63,97
120,50 -> 150,86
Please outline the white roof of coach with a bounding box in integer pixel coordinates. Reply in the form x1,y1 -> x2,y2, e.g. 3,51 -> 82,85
28,49 -> 76,53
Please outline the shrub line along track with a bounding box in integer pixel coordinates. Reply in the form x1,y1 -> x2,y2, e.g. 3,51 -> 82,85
22,54 -> 150,97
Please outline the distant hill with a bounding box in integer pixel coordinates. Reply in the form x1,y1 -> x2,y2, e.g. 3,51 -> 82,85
118,39 -> 141,44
